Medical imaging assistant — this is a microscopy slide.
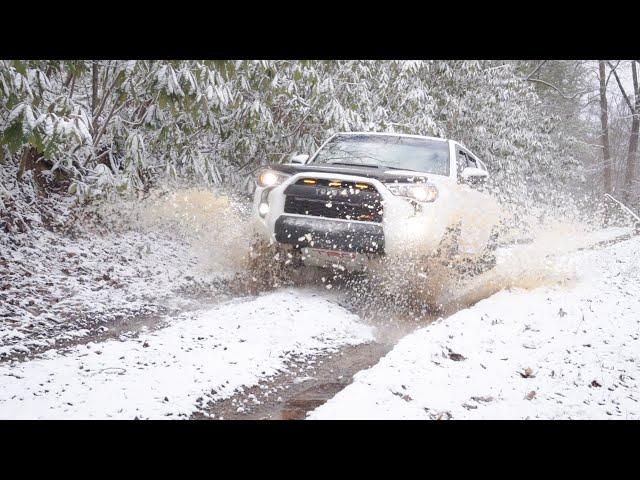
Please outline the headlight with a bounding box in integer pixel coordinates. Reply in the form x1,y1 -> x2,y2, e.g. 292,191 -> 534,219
256,169 -> 290,188
258,202 -> 270,216
386,183 -> 438,203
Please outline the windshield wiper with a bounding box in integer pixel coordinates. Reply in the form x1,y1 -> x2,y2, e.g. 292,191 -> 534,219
382,165 -> 421,173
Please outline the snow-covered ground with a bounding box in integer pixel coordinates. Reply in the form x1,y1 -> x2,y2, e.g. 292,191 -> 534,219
2,197 -> 637,420
309,236 -> 640,419
0,226 -> 237,358
0,189 -> 249,359
0,289 -> 374,419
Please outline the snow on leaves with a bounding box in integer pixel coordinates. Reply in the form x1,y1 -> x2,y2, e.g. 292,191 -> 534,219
1,60 -> 568,206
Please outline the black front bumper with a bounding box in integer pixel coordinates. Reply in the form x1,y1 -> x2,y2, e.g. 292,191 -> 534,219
274,215 -> 385,254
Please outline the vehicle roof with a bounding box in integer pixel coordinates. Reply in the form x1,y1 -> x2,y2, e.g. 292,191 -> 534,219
333,131 -> 450,143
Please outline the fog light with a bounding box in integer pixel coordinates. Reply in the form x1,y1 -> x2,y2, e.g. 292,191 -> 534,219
258,202 -> 269,217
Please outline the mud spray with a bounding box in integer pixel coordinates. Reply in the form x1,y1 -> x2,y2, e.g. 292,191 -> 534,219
89,185 -> 255,295
138,188 -> 253,273
307,183 -> 625,323
93,182 -> 631,323
369,195 -> 609,318
94,185 -> 313,296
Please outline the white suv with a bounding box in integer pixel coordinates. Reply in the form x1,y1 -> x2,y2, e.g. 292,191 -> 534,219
251,132 -> 499,271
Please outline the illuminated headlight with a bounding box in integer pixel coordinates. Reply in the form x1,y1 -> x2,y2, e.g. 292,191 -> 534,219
257,169 -> 290,188
258,202 -> 270,216
387,183 -> 438,203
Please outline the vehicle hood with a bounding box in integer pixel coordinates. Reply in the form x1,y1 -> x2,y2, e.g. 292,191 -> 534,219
268,163 -> 432,183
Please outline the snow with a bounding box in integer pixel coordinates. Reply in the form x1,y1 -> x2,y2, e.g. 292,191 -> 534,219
0,289 -> 375,419
309,236 -> 640,420
0,226 -> 229,358
0,189 -> 251,358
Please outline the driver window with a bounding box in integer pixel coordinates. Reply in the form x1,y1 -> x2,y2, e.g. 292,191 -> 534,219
466,154 -> 478,169
456,150 -> 468,178
458,149 -> 486,188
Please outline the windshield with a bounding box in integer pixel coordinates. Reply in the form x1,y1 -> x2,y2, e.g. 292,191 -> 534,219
311,134 -> 450,176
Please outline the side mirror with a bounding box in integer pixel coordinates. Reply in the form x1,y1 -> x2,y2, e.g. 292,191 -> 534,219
461,167 -> 488,181
289,154 -> 309,165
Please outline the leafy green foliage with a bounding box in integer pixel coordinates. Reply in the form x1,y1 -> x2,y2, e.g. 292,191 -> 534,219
0,60 -> 568,203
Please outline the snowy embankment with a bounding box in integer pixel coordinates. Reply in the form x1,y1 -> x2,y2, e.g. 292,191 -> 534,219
0,289 -> 374,419
0,189 -> 250,359
0,227 -> 227,358
309,235 -> 640,420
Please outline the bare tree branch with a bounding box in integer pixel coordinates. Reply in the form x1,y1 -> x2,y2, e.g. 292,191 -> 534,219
606,60 -> 621,87
92,100 -> 126,150
599,60 -> 613,193
92,66 -> 125,132
525,60 -> 547,80
91,61 -> 99,116
525,77 -> 588,100
607,61 -> 635,114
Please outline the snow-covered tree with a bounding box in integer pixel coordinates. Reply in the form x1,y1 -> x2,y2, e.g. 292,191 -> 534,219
1,59 -> 574,230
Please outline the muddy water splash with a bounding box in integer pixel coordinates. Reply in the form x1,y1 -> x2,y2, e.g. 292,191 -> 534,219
442,222 -> 580,310
137,187 -> 606,317
94,185 -> 625,318
138,188 -> 253,274
370,201 -> 608,316
129,188 -> 311,296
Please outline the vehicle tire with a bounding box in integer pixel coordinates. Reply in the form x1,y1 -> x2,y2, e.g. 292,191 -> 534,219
245,238 -> 299,292
434,222 -> 462,265
435,222 -> 498,277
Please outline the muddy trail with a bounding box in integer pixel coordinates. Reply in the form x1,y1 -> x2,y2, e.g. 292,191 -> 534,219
3,185 -> 637,419
1,229 -> 634,420
189,229 -> 638,420
191,270 -> 438,420
192,342 -> 394,420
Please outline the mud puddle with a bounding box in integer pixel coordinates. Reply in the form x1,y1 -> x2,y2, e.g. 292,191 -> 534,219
193,277 -> 437,420
193,341 -> 394,420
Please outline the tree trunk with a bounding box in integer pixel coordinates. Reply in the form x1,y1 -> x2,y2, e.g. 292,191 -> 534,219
598,61 -> 612,194
92,61 -> 99,116
622,61 -> 639,203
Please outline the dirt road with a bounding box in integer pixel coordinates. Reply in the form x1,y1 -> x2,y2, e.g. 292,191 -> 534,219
2,230 -> 633,420
193,342 -> 393,419
189,271 -> 437,419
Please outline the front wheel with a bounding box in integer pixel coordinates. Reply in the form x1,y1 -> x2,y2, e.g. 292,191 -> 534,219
435,222 -> 498,277
244,238 -> 301,293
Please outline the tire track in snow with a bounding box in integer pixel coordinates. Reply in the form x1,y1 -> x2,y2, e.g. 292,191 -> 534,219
0,289 -> 374,419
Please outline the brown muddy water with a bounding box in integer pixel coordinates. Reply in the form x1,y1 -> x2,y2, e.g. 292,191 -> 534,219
192,341 -> 395,420
193,274 -> 438,420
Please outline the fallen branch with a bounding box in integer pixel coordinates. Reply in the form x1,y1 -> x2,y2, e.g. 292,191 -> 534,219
525,60 -> 547,80
605,194 -> 640,223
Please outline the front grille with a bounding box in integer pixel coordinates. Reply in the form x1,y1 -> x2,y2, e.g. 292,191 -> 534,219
284,197 -> 383,222
283,179 -> 383,223
274,215 -> 385,254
